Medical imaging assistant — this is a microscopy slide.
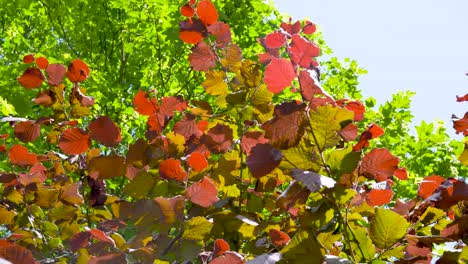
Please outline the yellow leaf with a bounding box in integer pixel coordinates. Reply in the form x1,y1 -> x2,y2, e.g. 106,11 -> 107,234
202,70 -> 228,96
221,44 -> 242,72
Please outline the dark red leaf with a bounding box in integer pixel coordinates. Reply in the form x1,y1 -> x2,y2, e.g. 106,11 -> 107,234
174,113 -> 203,140
133,90 -> 158,116
209,252 -> 244,264
302,20 -> 316,34
89,116 -> 122,147
340,123 -> 358,141
430,179 -> 468,210
263,57 -> 296,94
18,67 -> 45,89
241,131 -> 268,154
298,69 -> 332,101
35,57 -> 49,69
58,128 -> 90,155
456,94 -> 468,102
366,189 -> 393,206
69,232 -> 91,252
213,239 -> 230,257
0,240 -> 38,263
181,3 -> 195,17
418,175 -> 445,199
14,121 -> 40,142
281,21 -> 301,35
159,158 -> 187,182
288,34 -> 320,68
264,31 -> 287,49
441,215 -> 468,240
358,148 -> 399,182
23,54 -> 35,64
186,176 -> 219,207
8,144 -> 38,167
204,123 -> 233,153
189,41 -> 217,71
246,143 -> 282,178
269,228 -> 290,247
453,112 -> 468,136
208,22 -> 231,48
188,151 -> 208,172
88,155 -> 126,180
394,167 -> 408,180
67,59 -> 89,83
179,19 -> 206,45
88,253 -> 126,264
262,101 -> 307,149
160,96 -> 188,118
196,0 -> 218,26
353,124 -> 385,151
46,64 -> 67,86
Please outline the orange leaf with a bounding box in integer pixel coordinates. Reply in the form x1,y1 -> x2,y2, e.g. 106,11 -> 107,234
186,176 -> 219,207
213,239 -> 230,256
18,67 -> 45,89
394,167 -> 408,180
35,57 -> 49,69
179,19 -> 205,45
58,128 -> 90,155
89,116 -> 122,147
263,57 -> 296,94
366,189 -> 393,206
418,175 -> 445,199
269,228 -> 290,247
188,151 -> 208,172
358,148 -> 399,182
88,228 -> 116,246
159,158 -> 187,182
8,144 -> 38,167
133,90 -> 158,116
67,59 -> 89,83
181,3 -> 195,17
196,0 -> 218,26
23,54 -> 35,64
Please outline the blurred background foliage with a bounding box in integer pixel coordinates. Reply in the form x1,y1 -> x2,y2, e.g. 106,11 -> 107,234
0,0 -> 466,198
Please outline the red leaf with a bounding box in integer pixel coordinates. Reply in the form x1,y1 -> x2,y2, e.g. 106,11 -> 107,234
209,252 -> 244,264
46,64 -> 67,86
89,116 -> 122,147
196,0 -> 218,26
453,112 -> 468,136
198,120 -> 209,132
204,123 -> 233,153
264,31 -> 287,49
186,176 -> 219,207
262,101 -> 307,149
89,253 -> 126,264
246,143 -> 283,178
179,19 -> 206,45
66,59 -> 89,83
18,164 -> 46,185
358,148 -> 399,182
269,228 -> 290,247
0,145 -> 6,153
353,124 -> 385,151
288,34 -> 320,68
433,180 -> 468,210
88,155 -> 126,180
14,121 -> 40,142
189,41 -> 217,71
160,96 -> 188,117
241,131 -> 268,154
366,189 -> 393,206
208,22 -> 231,48
264,57 -> 296,94
133,90 -> 158,116
281,21 -> 301,35
393,198 -> 416,215
69,232 -> 91,252
441,215 -> 468,240
18,67 -> 45,89
58,128 -> 90,155
418,175 -> 445,199
456,94 -> 468,102
181,3 -> 195,17
0,241 -> 38,264
174,113 -> 203,140
298,69 -> 332,101
8,144 -> 38,167
340,123 -> 358,141
23,54 -> 35,63
213,239 -> 230,257
337,99 -> 365,121
302,20 -> 317,34
35,57 -> 49,69
88,228 -> 115,246
159,158 -> 187,182
188,151 -> 208,172
394,167 -> 408,180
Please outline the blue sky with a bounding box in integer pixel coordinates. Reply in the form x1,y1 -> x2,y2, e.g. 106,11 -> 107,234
273,0 -> 468,137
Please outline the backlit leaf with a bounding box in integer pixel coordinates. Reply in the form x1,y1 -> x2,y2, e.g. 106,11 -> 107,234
159,158 -> 188,182
337,99 -> 365,122
88,228 -> 115,247
18,67 -> 44,89
174,113 -> 203,140
196,0 -> 218,26
67,59 -> 89,83
182,216 -> 213,241
213,239 -> 230,256
59,128 -> 90,155
358,148 -> 399,182
366,189 -> 393,206
180,3 -> 195,17
46,64 -> 67,86
309,105 -> 353,150
204,123 -> 233,153
14,121 -> 40,142
298,69 -> 332,102
281,21 -> 301,35
353,124 -> 384,151
246,143 -> 282,178
186,176 -> 219,207
288,34 -> 320,68
133,90 -> 158,116
241,131 -> 268,154
23,54 -> 35,63
280,231 -> 323,263
369,208 -> 410,249
417,175 -> 445,199
269,229 -> 290,247
188,151 -> 208,172
264,31 -> 286,49
208,22 -> 231,48
262,101 -> 306,149
36,56 -> 49,69
202,70 -> 228,95
8,144 -> 38,167
179,19 -> 205,45
221,44 -> 242,72
189,41 -> 216,71
89,116 -> 122,147
302,20 -> 316,34
88,155 -> 126,180
263,58 -> 295,94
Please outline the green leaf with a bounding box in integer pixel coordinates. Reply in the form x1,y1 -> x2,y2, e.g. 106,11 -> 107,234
419,207 -> 445,225
124,171 -> 155,199
182,216 -> 213,241
369,208 -> 410,249
309,105 -> 353,150
326,145 -> 361,177
348,226 -> 376,262
280,231 -> 324,263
